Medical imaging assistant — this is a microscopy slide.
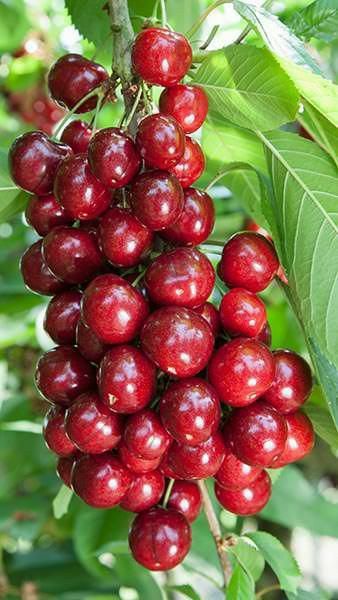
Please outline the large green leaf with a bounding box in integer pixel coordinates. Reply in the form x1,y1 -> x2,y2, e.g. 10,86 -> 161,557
299,101 -> 338,167
289,0 -> 338,42
193,45 -> 299,132
227,564 -> 255,600
65,0 -> 111,47
229,539 -> 265,583
0,149 -> 29,223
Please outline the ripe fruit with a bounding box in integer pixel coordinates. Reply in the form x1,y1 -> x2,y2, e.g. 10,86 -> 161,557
21,240 -> 65,296
71,453 -> 131,508
99,207 -> 153,267
25,194 -> 73,236
159,84 -> 208,134
88,128 -> 141,188
129,507 -> 191,571
219,232 -> 279,292
124,410 -> 171,460
57,455 -> 77,487
76,320 -> 108,364
169,137 -> 205,188
167,432 -> 225,479
215,470 -> 271,516
167,481 -> 202,522
215,438 -> 262,490
161,187 -> 214,246
119,441 -> 161,473
263,350 -> 312,413
43,406 -> 75,456
131,28 -> 192,87
44,290 -> 82,345
130,170 -> 184,231
257,321 -> 272,347
136,114 -> 185,170
208,338 -> 275,407
120,470 -> 165,512
60,120 -> 92,153
219,288 -> 267,338
193,302 -> 220,336
271,411 -> 315,467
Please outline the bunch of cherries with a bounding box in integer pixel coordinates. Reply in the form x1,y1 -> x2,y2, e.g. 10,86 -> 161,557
8,26 -> 315,572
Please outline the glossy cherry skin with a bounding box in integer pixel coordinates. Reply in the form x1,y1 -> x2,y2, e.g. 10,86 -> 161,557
21,240 -> 65,296
244,218 -> 272,240
82,274 -> 149,344
35,346 -> 96,406
25,193 -> 73,236
76,320 -> 108,364
56,454 -> 77,487
44,289 -> 82,345
167,481 -> 202,522
270,411 -> 315,467
169,137 -> 205,188
99,207 -> 153,267
141,306 -> 214,378
71,453 -> 131,508
215,470 -> 271,516
193,302 -> 220,336
98,345 -> 156,413
227,401 -> 287,467
161,187 -> 215,246
119,441 -> 161,473
124,410 -> 171,460
88,127 -> 141,189
48,54 -> 108,112
159,84 -> 208,134
145,247 -> 215,309
160,378 -> 221,446
43,406 -> 75,457
54,154 -> 111,220
159,452 -> 183,480
257,321 -> 272,347
130,170 -> 184,231
129,507 -> 191,571
215,437 -> 262,490
131,28 -> 192,87
219,232 -> 279,293
208,338 -> 275,407
220,288 -> 267,338
167,432 -> 225,480
60,120 -> 92,154
263,350 -> 312,414
136,114 -> 185,170
120,470 -> 165,512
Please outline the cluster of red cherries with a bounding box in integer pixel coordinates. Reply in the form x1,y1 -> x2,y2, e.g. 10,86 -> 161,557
9,26 -> 315,572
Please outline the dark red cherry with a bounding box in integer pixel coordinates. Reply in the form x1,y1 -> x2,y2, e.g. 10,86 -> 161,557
99,207 -> 153,267
35,346 -> 95,406
208,338 -> 275,407
160,378 -> 221,446
257,321 -> 272,347
130,170 -> 184,231
119,441 -> 161,473
244,218 -> 272,240
48,54 -> 108,112
88,127 -> 141,189
215,437 -> 262,490
167,432 -> 225,479
193,302 -> 220,336
263,350 -> 312,413
141,306 -> 214,378
21,240 -> 65,296
76,320 -> 108,364
131,28 -> 192,87
43,406 -> 75,456
43,226 -> 103,285
270,411 -> 315,467
129,507 -> 191,571
227,401 -> 287,467
215,470 -> 271,516
56,454 -> 77,487
169,137 -> 205,188
219,232 -> 279,293
120,470 -> 165,512
25,193 -> 73,236
54,154 -> 111,220
9,131 -> 72,194
124,410 -> 171,460
60,120 -> 92,153
167,481 -> 202,522
159,84 -> 208,134
71,453 -> 131,508
136,114 -> 185,170
145,247 -> 215,309
220,288 -> 267,338
44,289 -> 81,345
161,187 -> 214,246
159,452 -> 183,480
82,274 -> 149,344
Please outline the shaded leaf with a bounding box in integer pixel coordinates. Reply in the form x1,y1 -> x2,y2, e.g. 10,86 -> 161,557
299,101 -> 338,167
229,539 -> 265,583
227,564 -> 255,600
289,0 -> 338,42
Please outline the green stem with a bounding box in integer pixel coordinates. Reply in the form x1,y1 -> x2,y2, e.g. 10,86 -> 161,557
162,478 -> 175,508
92,93 -> 105,134
186,0 -> 232,39
256,584 -> 281,598
53,87 -> 102,138
132,269 -> 146,287
123,85 -> 143,128
160,0 -> 168,27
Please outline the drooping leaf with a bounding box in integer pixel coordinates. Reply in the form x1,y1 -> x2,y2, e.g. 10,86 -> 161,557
227,564 -> 255,600
53,485 -> 73,520
229,539 -> 265,583
289,0 -> 338,43
0,149 -> 29,223
299,101 -> 338,167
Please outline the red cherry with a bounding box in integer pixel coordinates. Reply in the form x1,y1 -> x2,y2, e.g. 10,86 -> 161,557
167,432 -> 225,479
60,120 -> 92,154
76,320 -> 108,364
161,187 -> 215,246
227,401 -> 287,467
136,114 -> 185,170
169,137 -> 205,188
88,127 -> 141,189
98,345 -> 156,413
48,54 -> 108,112
71,453 -> 131,508
145,247 -> 215,309
99,207 -> 153,267
35,346 -> 95,406
141,306 -> 214,378
256,321 -> 272,347
129,507 -> 191,571
159,84 -> 208,134
167,481 -> 202,522
25,193 -> 73,236
193,302 -> 220,336
44,290 -> 81,345
159,452 -> 183,480
119,440 -> 161,473
21,240 -> 65,296
82,274 -> 149,344
271,411 -> 315,467
160,378 -> 221,446
120,470 -> 165,512
263,350 -> 312,414
9,131 -> 72,194
208,338 -> 275,407
244,219 -> 272,241
124,410 -> 171,460
56,454 -> 77,487
131,28 -> 192,87
130,170 -> 184,231
220,288 -> 267,338
215,470 -> 271,516
43,406 -> 75,457
215,437 -> 262,490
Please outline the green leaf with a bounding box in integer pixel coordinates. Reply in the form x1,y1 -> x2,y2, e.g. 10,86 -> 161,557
166,584 -> 201,600
53,485 -> 73,520
287,588 -> 331,600
193,45 -> 299,132
114,554 -> 163,600
229,539 -> 265,583
289,0 -> 338,42
0,149 -> 29,223
304,390 -> 338,453
227,564 -> 255,600
65,0 -> 111,47
0,0 -> 30,53
246,531 -> 301,593
299,101 -> 338,167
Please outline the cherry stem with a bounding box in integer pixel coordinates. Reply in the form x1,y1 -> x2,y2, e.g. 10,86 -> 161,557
92,92 -> 105,134
186,0 -> 232,40
131,269 -> 146,287
162,478 -> 175,508
160,0 -> 168,28
53,87 -> 102,138
122,85 -> 143,128
255,583 -> 281,598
